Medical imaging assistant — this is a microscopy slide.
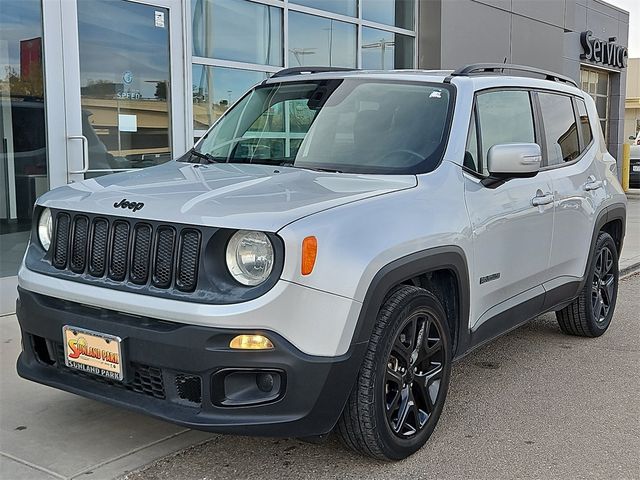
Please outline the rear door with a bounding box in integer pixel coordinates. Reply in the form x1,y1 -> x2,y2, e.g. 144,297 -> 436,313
464,89 -> 555,329
537,93 -> 605,286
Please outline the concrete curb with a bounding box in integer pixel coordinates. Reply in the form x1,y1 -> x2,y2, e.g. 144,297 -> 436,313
620,261 -> 640,279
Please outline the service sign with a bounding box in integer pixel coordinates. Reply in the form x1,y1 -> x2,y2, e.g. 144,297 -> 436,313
63,326 -> 124,381
580,31 -> 628,69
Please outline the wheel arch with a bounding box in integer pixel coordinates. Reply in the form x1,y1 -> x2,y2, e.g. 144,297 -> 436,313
351,246 -> 470,358
585,204 -> 626,275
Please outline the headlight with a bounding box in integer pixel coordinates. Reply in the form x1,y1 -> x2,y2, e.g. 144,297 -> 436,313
226,230 -> 274,286
38,208 -> 53,251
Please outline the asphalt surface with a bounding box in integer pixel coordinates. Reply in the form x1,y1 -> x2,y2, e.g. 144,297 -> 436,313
125,275 -> 640,480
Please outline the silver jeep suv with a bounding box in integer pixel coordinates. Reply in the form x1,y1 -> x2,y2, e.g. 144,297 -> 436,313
17,64 -> 627,460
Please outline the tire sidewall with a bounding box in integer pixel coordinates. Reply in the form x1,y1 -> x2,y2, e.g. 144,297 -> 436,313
373,289 -> 452,460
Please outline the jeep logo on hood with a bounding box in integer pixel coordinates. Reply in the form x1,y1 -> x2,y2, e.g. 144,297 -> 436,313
113,198 -> 145,212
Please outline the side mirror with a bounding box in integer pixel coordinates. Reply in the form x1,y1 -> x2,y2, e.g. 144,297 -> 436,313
630,135 -> 636,141
487,143 -> 542,178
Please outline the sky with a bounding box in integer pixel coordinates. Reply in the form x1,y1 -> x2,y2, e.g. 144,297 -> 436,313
606,0 -> 640,57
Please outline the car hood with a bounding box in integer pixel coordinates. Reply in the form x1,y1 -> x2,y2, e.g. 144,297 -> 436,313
38,161 -> 417,231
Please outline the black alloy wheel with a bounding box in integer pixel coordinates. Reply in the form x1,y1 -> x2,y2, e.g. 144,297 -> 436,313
591,244 -> 615,324
384,310 -> 445,437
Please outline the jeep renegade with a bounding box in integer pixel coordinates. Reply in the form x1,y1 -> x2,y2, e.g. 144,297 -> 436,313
16,64 -> 627,460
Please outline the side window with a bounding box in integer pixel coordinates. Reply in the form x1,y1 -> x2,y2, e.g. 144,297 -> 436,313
464,110 -> 479,172
476,90 -> 536,176
538,92 -> 580,165
576,98 -> 593,151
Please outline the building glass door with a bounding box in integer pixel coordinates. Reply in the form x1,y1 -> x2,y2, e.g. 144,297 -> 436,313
76,0 -> 174,177
0,0 -> 48,279
57,0 -> 187,183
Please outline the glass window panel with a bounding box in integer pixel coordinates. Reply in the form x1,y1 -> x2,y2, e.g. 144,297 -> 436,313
576,99 -> 593,150
195,80 -> 453,174
291,0 -> 356,17
77,0 -> 172,174
288,12 -> 356,68
362,0 -> 414,30
596,73 -> 608,95
465,111 -> 479,173
595,96 -> 608,119
0,0 -> 48,277
362,27 -> 414,70
476,90 -> 535,175
192,0 -> 282,66
538,93 -> 579,165
192,65 -> 268,130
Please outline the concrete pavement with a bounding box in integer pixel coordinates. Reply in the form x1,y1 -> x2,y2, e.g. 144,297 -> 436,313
124,274 -> 640,480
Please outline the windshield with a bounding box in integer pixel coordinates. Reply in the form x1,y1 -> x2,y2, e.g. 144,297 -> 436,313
189,79 -> 454,174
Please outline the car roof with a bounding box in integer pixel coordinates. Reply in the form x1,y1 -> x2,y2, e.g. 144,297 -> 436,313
262,68 -> 585,97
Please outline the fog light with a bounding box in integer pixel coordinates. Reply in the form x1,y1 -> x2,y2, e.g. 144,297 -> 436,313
256,372 -> 275,392
229,334 -> 274,350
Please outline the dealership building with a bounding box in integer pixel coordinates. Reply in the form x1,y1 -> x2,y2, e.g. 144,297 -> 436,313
0,0 -> 631,300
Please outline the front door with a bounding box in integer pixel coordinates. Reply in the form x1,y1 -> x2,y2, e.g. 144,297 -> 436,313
464,89 -> 555,331
46,0 -> 188,183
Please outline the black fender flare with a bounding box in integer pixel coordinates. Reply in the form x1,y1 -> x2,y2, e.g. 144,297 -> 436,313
350,245 -> 470,357
579,203 -> 626,289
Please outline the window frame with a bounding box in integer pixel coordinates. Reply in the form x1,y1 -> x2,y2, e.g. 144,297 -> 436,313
533,89 -> 595,172
464,87 -> 541,179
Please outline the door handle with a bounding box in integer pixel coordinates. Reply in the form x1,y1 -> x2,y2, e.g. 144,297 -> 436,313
531,192 -> 554,206
584,179 -> 603,191
67,135 -> 89,174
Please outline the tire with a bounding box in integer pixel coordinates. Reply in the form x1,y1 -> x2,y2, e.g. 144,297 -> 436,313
556,231 -> 619,337
337,285 -> 452,460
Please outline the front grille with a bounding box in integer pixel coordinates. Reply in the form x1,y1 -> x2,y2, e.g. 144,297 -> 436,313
50,211 -> 201,292
52,213 -> 70,269
175,374 -> 203,404
153,226 -> 176,288
53,342 -> 166,399
47,339 -> 203,407
89,218 -> 109,277
70,216 -> 89,273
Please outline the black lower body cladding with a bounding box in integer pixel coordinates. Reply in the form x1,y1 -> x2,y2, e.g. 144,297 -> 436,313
15,288 -> 366,437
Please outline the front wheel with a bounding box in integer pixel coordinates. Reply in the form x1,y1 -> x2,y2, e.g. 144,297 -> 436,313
337,285 -> 452,460
556,231 -> 619,337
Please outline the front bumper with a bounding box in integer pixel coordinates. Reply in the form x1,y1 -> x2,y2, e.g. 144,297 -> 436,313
16,288 -> 366,437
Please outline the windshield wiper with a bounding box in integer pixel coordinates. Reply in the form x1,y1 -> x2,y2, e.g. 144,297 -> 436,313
278,160 -> 342,173
189,147 -> 218,164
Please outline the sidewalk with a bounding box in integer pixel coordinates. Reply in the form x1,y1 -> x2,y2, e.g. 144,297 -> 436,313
0,194 -> 638,480
620,191 -> 640,274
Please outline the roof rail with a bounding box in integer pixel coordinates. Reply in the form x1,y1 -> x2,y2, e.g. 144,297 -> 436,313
446,63 -> 578,87
270,66 -> 358,78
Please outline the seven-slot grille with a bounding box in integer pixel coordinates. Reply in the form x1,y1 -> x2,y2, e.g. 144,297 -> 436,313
51,212 -> 201,292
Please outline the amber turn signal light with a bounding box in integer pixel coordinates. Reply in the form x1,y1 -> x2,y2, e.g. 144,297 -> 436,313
229,335 -> 274,350
301,236 -> 317,275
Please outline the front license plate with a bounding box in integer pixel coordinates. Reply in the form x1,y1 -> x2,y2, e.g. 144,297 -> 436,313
63,326 -> 123,381
633,165 -> 640,172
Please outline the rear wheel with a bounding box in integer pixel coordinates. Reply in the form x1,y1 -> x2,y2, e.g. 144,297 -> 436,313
556,231 -> 619,337
337,285 -> 451,460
